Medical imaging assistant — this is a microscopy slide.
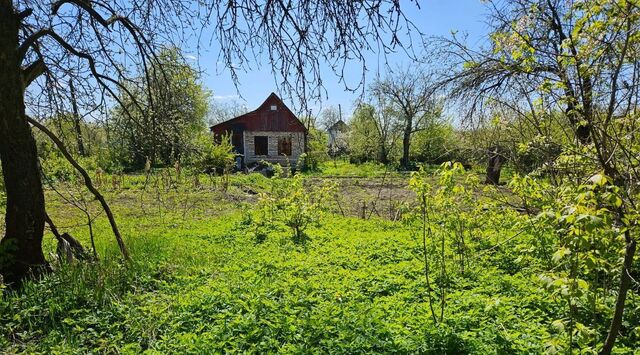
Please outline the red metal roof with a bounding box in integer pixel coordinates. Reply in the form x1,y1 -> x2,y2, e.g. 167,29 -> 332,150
210,93 -> 307,134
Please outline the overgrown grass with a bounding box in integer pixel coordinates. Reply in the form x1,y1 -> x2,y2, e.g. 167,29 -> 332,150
309,160 -> 395,177
0,170 -> 638,353
0,213 -> 554,353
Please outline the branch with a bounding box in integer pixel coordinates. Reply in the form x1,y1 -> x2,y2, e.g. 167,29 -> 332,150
21,59 -> 46,89
27,115 -> 131,262
18,8 -> 33,20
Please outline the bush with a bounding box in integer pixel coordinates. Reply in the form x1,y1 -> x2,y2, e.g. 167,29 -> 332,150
513,136 -> 562,175
299,127 -> 328,172
189,132 -> 235,173
410,121 -> 461,165
252,173 -> 332,243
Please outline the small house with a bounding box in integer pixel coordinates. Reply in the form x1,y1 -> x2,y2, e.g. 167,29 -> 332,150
210,93 -> 307,168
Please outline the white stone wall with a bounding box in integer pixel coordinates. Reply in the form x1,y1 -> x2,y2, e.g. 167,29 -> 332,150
244,131 -> 305,166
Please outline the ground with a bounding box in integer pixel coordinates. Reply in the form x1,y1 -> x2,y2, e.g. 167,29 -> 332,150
0,162 -> 637,353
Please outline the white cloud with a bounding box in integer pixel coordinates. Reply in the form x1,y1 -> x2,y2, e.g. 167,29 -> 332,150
212,94 -> 240,100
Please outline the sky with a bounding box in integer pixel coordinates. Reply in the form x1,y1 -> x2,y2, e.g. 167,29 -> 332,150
189,0 -> 491,120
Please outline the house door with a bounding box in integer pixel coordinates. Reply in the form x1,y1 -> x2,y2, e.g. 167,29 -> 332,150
232,131 -> 244,154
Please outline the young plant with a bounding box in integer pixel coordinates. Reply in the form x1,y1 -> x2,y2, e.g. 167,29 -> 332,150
253,172 -> 330,244
407,162 -> 474,324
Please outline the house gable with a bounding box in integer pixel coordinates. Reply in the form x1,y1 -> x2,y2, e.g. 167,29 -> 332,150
210,93 -> 307,134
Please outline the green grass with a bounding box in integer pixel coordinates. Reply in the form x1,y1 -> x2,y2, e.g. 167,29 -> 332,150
309,160 -> 396,177
0,213 -> 551,353
0,170 -> 638,353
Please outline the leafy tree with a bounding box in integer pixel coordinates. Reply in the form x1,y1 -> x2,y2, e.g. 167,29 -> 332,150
441,0 -> 640,351
350,104 -> 383,163
111,47 -> 209,169
370,67 -> 442,168
300,127 -> 328,172
410,119 -> 458,165
349,103 -> 401,164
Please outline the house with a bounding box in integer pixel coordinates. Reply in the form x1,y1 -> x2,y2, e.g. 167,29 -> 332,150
327,119 -> 349,156
210,93 -> 307,168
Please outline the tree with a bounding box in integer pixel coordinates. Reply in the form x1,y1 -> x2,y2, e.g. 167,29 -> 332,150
410,119 -> 458,164
441,0 -> 640,351
349,102 -> 400,164
111,47 -> 209,169
1,0 -> 422,285
0,4 -> 46,284
207,99 -> 248,126
370,67 -> 442,168
349,104 -> 381,163
319,106 -> 342,131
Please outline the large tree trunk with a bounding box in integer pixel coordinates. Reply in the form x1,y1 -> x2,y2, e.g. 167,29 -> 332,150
0,2 -> 48,286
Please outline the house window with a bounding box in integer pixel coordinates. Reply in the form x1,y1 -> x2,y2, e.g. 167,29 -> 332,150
278,136 -> 292,156
270,105 -> 277,111
254,136 -> 268,155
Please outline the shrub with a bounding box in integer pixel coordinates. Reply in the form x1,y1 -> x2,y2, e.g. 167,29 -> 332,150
410,121 -> 459,165
253,173 -> 331,243
189,132 -> 235,173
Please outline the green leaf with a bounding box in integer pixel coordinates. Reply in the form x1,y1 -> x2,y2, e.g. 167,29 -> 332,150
552,247 -> 571,263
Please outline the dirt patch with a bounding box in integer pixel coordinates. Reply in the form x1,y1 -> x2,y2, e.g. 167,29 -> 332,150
308,176 -> 415,220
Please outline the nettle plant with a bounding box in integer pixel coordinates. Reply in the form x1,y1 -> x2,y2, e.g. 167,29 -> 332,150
253,172 -> 332,244
407,162 -> 479,324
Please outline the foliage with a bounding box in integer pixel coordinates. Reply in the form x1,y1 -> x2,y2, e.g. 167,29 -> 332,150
309,160 -> 391,178
511,173 -> 639,353
407,162 -> 480,323
349,103 -> 400,164
188,132 -> 235,173
0,167 -> 639,353
299,127 -> 328,172
410,120 -> 459,165
442,1 -> 640,350
252,173 -> 331,243
110,46 -> 209,169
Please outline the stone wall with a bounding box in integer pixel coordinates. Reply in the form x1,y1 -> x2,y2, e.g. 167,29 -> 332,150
244,131 -> 305,166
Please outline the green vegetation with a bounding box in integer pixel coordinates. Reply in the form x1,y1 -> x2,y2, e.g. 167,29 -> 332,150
110,46 -> 210,170
307,160 -> 390,178
1,166 -> 637,353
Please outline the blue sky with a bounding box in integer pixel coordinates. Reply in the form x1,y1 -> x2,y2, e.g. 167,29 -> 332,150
191,0 -> 490,119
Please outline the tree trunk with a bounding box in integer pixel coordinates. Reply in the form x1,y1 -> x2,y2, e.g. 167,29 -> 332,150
484,146 -> 505,185
600,232 -> 636,354
0,2 -> 48,286
69,80 -> 86,156
378,145 -> 388,164
401,124 -> 411,169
